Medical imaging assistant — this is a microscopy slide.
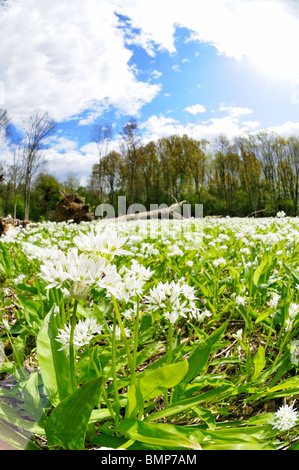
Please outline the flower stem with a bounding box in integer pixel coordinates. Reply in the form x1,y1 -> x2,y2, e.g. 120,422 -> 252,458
132,296 -> 140,371
166,321 -> 173,365
69,299 -> 78,393
164,321 -> 173,406
111,295 -> 144,420
111,295 -> 135,379
112,313 -> 121,426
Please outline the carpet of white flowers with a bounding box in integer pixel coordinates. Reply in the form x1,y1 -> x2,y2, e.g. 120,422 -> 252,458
1,214 -> 299,450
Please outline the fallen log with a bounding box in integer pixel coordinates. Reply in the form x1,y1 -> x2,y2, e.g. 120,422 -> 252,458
100,200 -> 187,222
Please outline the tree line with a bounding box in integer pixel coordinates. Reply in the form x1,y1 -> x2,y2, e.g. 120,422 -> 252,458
88,119 -> 299,218
1,110 -> 299,222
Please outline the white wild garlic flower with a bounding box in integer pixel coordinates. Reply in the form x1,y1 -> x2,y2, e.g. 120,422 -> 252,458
56,317 -> 103,353
272,404 -> 298,432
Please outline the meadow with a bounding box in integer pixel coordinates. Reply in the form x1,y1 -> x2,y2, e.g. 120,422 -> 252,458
0,214 -> 299,450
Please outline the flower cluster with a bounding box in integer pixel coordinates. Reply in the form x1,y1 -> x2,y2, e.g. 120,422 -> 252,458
56,317 -> 103,352
38,247 -> 115,300
144,279 -> 201,324
272,403 -> 298,432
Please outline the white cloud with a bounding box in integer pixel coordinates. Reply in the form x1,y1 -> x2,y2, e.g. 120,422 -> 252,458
241,120 -> 261,130
151,70 -> 163,79
172,65 -> 182,73
41,142 -> 98,184
140,113 -> 246,143
0,0 -> 160,124
184,104 -> 206,115
124,30 -> 157,57
2,0 -> 298,129
265,121 -> 299,137
219,104 -> 253,117
111,0 -> 299,80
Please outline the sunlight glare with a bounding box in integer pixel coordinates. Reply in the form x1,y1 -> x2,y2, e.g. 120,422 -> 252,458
239,1 -> 299,81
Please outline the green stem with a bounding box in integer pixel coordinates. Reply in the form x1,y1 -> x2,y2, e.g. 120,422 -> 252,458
112,313 -> 121,426
111,295 -> 144,420
265,314 -> 275,352
69,299 -> 78,393
132,296 -> 140,371
111,295 -> 135,379
101,384 -> 116,421
166,321 -> 173,365
164,321 -> 173,406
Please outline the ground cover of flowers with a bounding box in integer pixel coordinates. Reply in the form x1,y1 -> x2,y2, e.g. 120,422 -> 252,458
1,215 -> 299,450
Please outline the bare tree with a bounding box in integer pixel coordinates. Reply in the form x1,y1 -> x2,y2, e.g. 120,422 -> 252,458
21,110 -> 56,220
90,122 -> 113,214
90,123 -> 113,161
8,142 -> 25,218
120,118 -> 141,205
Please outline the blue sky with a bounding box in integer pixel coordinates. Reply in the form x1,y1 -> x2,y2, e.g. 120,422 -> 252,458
1,0 -> 299,185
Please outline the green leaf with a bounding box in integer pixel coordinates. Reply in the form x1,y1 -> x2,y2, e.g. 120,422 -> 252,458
22,371 -> 46,423
12,333 -> 26,370
253,256 -> 273,287
252,345 -> 266,381
45,376 -> 104,450
0,362 -> 15,374
146,385 -> 233,422
126,382 -> 144,418
192,406 -> 216,430
127,361 -> 189,419
0,403 -> 45,434
139,360 -> 189,400
185,321 -> 227,384
36,308 -> 73,406
255,308 -> 273,325
0,419 -> 40,450
117,418 -> 202,450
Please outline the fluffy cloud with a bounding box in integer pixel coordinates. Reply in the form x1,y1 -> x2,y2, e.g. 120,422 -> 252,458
1,0 -> 298,128
41,139 -> 98,185
218,105 -> 253,117
140,112 -> 251,143
112,0 -> 299,80
0,0 -> 160,124
184,104 -> 206,115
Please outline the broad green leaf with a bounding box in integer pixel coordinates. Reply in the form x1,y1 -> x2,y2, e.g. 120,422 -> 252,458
0,362 -> 15,374
0,419 -> 41,450
0,403 -> 45,435
146,385 -> 233,422
126,382 -> 144,418
127,361 -> 188,418
269,376 -> 299,393
252,345 -> 266,381
12,333 -> 26,370
253,256 -> 273,287
117,418 -> 202,450
45,376 -> 104,450
22,371 -> 46,423
192,406 -> 216,430
37,308 -> 72,406
139,360 -> 189,400
255,308 -> 274,325
185,321 -> 227,384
